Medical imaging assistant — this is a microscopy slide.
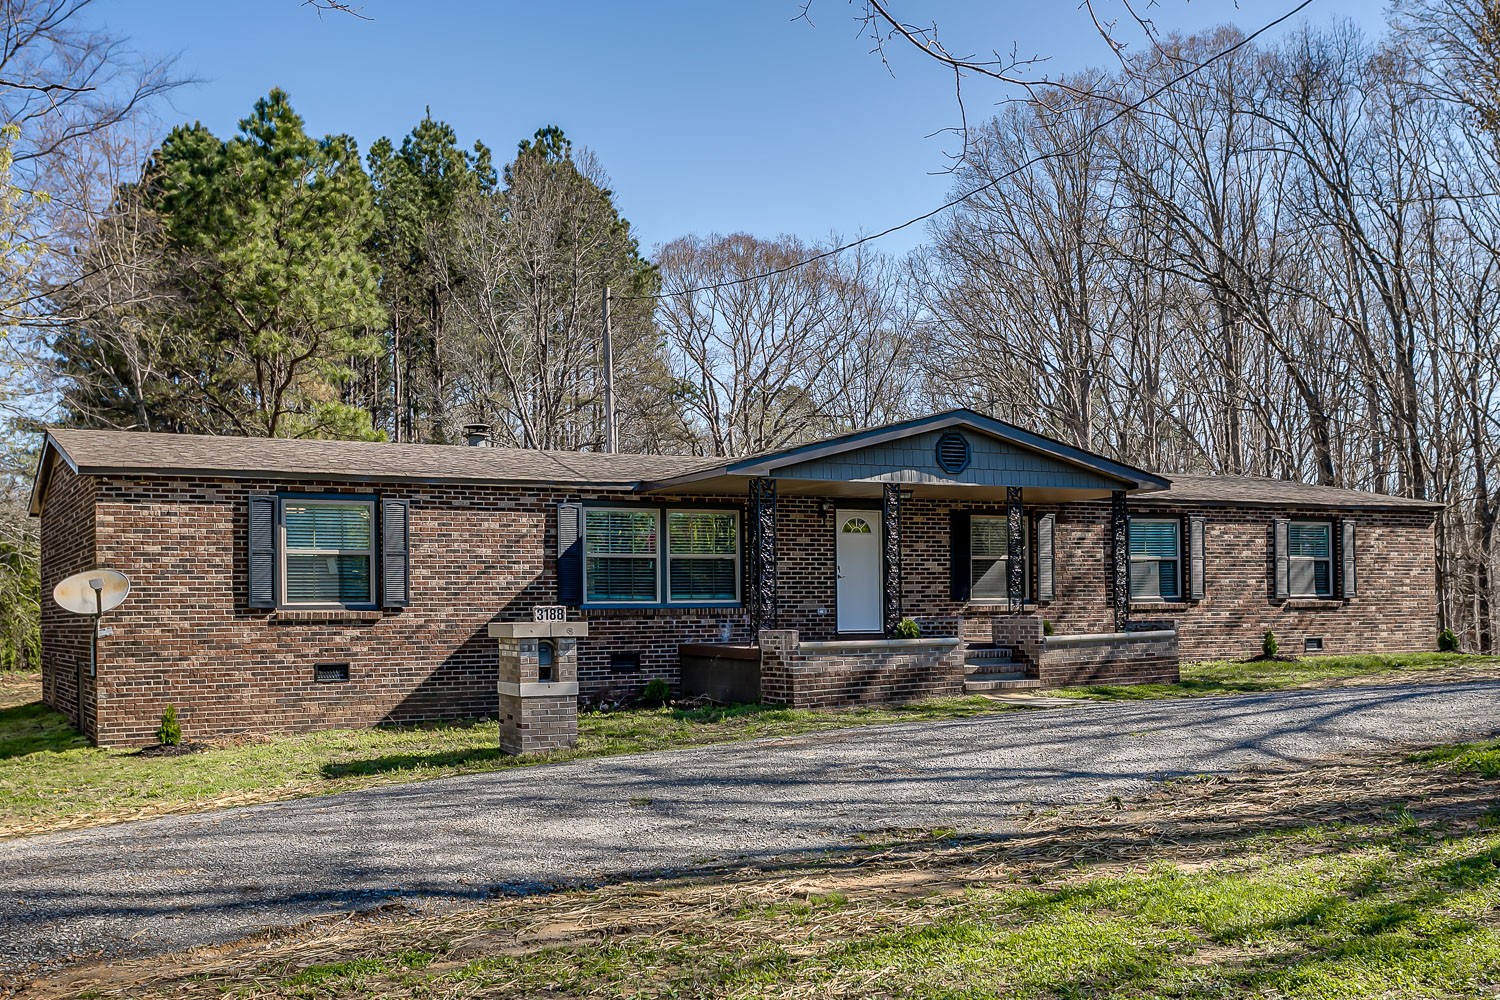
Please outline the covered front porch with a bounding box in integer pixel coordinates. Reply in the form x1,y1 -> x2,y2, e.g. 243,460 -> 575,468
639,410 -> 1184,707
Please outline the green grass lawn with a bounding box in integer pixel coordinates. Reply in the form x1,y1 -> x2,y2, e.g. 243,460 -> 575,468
34,740 -> 1500,999
1044,651 -> 1500,701
2,652 -> 1496,840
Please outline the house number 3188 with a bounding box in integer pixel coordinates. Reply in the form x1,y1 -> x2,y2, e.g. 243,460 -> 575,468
532,605 -> 567,623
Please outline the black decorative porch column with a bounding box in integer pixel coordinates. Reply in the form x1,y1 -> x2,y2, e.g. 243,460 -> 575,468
748,477 -> 777,635
882,483 -> 903,636
1110,489 -> 1130,632
1006,486 -> 1025,613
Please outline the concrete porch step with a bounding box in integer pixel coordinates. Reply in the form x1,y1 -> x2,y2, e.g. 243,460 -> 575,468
963,672 -> 1043,692
964,656 -> 1017,674
964,645 -> 1014,660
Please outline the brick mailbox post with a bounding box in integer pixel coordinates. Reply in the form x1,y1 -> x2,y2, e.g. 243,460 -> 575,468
489,620 -> 588,754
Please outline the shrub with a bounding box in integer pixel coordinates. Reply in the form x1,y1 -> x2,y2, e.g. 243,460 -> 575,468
640,679 -> 671,706
156,704 -> 182,746
1262,630 -> 1278,660
1042,619 -> 1055,636
1439,628 -> 1459,653
893,617 -> 921,639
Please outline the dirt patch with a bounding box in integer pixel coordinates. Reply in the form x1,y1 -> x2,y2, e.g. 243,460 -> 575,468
15,747 -> 1498,1000
131,743 -> 207,758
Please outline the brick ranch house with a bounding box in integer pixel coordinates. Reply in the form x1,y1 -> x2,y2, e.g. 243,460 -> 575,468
30,409 -> 1441,747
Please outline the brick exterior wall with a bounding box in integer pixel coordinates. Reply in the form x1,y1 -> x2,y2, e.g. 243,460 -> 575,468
759,630 -> 966,708
35,462 -> 1438,746
38,465 -> 98,740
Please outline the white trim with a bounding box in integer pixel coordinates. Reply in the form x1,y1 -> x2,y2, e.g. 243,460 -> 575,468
582,506 -> 662,605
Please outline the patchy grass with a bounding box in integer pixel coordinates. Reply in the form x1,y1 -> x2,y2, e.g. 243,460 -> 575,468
1413,738 -> 1500,778
0,672 -> 1016,838
23,746 -> 1500,999
1045,651 -> 1500,701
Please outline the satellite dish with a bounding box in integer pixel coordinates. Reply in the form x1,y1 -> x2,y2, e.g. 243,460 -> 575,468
53,568 -> 131,616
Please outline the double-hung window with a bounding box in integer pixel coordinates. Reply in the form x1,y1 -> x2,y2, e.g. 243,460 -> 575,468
970,515 -> 1025,601
1288,521 -> 1333,597
1129,518 -> 1180,600
282,499 -> 376,606
666,510 -> 739,603
583,507 -> 740,606
584,508 -> 660,604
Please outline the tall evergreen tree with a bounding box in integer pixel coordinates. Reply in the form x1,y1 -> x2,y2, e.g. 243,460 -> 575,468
367,112 -> 495,442
55,89 -> 386,439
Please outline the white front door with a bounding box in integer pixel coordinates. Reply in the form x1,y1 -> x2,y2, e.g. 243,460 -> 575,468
836,509 -> 883,633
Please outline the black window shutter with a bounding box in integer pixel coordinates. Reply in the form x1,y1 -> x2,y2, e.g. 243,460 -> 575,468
1340,519 -> 1357,598
949,510 -> 971,602
557,502 -> 584,605
1035,513 -> 1055,602
1273,517 -> 1290,600
380,497 -> 410,608
248,495 -> 277,608
1187,516 -> 1206,600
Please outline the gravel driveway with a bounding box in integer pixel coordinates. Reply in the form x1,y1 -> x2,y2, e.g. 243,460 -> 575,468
4,680 -> 1499,974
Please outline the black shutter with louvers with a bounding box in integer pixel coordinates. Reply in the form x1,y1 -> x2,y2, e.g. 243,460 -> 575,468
1035,513 -> 1055,602
1273,517 -> 1290,600
1340,519 -> 1357,598
949,510 -> 971,601
557,502 -> 584,605
1187,516 -> 1206,600
380,497 -> 410,608
248,495 -> 277,608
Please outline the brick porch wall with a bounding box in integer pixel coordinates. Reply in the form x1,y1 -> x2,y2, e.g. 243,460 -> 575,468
758,630 -> 965,708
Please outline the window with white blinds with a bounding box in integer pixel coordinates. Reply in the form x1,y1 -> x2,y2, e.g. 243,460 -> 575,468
970,515 -> 1025,600
282,500 -> 375,605
1289,521 -> 1333,597
1129,518 -> 1180,600
583,507 -> 741,606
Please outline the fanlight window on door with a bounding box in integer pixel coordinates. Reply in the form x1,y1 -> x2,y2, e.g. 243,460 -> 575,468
842,517 -> 872,534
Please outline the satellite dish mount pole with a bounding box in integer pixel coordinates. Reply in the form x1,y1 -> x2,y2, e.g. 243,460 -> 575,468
88,577 -> 103,678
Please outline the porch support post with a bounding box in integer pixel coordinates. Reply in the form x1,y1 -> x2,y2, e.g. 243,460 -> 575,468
882,483 -> 902,636
748,477 -> 778,634
1006,486 -> 1025,613
1110,489 -> 1130,632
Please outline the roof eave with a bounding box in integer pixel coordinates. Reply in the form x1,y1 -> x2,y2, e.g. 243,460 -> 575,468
27,433 -> 78,517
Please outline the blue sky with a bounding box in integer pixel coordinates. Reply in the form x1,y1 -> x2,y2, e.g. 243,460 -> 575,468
96,1 -> 1389,258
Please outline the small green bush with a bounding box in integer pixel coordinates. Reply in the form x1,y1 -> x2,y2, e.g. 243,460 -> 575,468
1438,628 -> 1459,652
639,679 -> 671,706
1042,619 -> 1055,636
1262,630 -> 1278,660
893,618 -> 921,639
157,704 -> 182,746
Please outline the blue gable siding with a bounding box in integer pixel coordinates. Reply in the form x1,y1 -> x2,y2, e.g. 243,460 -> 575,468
767,429 -> 1125,489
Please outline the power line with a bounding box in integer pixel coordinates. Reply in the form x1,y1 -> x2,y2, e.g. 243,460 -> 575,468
628,0 -> 1317,302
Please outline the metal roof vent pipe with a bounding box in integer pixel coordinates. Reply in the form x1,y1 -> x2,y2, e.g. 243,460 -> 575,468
462,423 -> 492,447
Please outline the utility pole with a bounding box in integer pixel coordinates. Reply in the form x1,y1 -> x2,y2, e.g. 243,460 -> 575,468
602,285 -> 617,454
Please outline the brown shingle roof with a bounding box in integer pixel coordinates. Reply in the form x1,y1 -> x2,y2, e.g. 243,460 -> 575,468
34,428 -> 1442,514
43,428 -> 720,487
1149,473 -> 1442,511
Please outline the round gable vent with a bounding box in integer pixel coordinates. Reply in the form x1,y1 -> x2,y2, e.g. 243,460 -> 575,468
935,431 -> 971,474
